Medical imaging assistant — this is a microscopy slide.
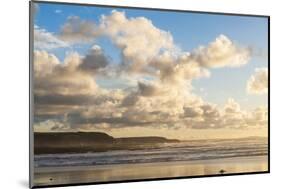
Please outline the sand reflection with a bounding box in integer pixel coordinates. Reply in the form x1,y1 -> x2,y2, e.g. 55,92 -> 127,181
34,156 -> 268,186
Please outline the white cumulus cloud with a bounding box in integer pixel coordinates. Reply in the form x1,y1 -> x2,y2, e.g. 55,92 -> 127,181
247,68 -> 268,95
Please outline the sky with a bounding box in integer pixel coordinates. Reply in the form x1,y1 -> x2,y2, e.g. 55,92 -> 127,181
32,2 -> 268,140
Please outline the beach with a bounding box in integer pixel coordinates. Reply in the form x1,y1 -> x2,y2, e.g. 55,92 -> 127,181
33,155 -> 268,186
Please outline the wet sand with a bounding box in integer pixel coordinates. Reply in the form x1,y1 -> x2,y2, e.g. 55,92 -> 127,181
33,155 -> 268,187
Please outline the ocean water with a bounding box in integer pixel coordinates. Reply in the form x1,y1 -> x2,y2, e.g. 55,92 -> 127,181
34,137 -> 268,168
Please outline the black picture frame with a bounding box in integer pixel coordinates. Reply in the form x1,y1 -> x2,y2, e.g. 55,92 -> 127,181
29,1 -> 270,188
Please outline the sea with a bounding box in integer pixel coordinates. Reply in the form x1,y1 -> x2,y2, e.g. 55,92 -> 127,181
34,137 -> 268,168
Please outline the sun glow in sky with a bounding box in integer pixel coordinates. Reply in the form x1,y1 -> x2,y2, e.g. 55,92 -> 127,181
33,2 -> 268,140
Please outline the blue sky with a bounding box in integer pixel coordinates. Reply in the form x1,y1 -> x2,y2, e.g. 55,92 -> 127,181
34,2 -> 268,110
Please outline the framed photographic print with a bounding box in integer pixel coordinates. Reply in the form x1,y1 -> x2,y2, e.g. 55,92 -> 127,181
29,0 -> 270,188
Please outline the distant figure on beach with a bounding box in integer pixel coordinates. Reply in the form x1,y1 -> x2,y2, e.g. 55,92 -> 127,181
219,169 -> 226,174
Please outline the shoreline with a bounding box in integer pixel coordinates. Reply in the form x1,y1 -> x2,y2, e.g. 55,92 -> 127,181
34,155 -> 268,186
35,155 -> 267,172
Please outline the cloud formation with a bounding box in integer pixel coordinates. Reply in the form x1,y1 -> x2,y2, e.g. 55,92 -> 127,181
34,50 -> 98,96
33,10 -> 267,134
247,68 -> 268,95
190,35 -> 251,68
99,10 -> 175,73
78,45 -> 109,73
34,25 -> 68,50
59,16 -> 100,43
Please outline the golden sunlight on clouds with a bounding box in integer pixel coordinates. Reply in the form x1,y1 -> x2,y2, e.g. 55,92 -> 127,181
33,10 -> 268,140
247,67 -> 268,95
